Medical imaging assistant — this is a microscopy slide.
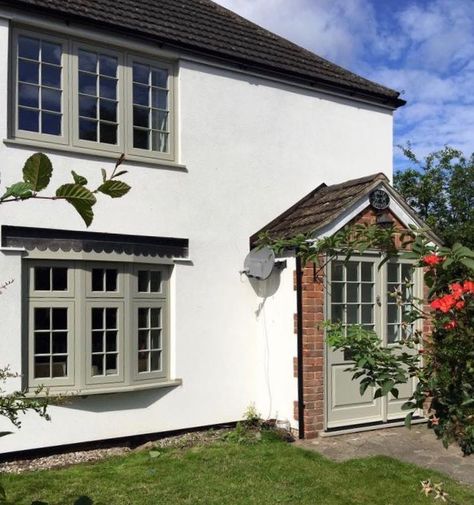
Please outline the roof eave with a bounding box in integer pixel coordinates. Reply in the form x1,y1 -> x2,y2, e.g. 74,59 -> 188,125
3,0 -> 406,110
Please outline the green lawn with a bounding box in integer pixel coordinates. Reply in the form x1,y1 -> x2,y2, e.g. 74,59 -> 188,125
2,433 -> 474,505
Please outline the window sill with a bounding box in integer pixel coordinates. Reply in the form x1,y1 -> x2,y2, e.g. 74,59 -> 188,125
3,138 -> 187,172
25,378 -> 182,398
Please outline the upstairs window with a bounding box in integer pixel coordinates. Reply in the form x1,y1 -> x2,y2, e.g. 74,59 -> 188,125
12,28 -> 175,162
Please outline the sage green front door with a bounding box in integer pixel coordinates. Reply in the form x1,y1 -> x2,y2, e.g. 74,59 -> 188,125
326,257 -> 420,430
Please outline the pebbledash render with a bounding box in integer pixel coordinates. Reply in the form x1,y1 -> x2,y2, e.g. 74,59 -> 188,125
0,0 -> 429,455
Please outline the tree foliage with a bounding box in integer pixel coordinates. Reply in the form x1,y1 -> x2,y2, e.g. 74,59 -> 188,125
394,146 -> 474,248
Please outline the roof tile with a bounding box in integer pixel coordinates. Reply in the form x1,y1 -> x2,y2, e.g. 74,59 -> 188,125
6,0 -> 404,106
251,173 -> 388,243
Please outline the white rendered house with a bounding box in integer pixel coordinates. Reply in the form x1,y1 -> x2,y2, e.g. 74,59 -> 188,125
0,0 -> 423,455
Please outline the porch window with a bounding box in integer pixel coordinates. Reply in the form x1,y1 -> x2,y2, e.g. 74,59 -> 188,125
330,260 -> 375,332
329,257 -> 417,345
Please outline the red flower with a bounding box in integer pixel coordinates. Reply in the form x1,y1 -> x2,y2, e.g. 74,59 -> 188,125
422,254 -> 444,267
455,300 -> 465,310
449,283 -> 464,299
431,294 -> 457,313
444,320 -> 457,330
462,280 -> 474,294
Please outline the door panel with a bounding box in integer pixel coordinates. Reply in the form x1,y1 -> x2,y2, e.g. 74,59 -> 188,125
326,257 -> 421,430
328,358 -> 383,428
326,259 -> 383,428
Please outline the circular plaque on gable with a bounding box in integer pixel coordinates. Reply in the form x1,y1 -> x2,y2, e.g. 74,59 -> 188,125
369,189 -> 390,210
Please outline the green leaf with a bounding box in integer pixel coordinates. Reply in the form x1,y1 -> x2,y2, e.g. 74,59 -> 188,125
360,379 -> 371,396
399,251 -> 419,260
460,257 -> 474,271
381,381 -> 395,396
0,484 -> 6,504
98,180 -> 131,198
0,431 -> 12,438
112,170 -> 128,179
391,388 -> 399,399
1,181 -> 33,201
22,152 -> 52,191
71,170 -> 88,186
401,401 -> 416,411
442,257 -> 454,268
404,411 -> 414,429
56,184 -> 96,227
101,168 -> 107,183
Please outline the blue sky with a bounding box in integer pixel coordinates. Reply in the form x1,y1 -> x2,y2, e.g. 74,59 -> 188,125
216,0 -> 474,171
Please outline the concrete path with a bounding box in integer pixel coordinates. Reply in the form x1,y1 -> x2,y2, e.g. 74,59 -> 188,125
296,425 -> 474,486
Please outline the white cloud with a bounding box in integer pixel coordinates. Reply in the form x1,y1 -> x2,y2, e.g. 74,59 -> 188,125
215,0 -> 474,163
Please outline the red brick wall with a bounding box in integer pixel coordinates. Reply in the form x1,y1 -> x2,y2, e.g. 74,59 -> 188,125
293,205 -> 427,438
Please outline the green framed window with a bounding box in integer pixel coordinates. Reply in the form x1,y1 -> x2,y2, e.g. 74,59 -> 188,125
12,27 -> 176,162
26,261 -> 171,392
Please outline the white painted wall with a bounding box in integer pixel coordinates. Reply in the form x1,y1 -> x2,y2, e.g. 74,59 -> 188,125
0,12 -> 394,452
252,257 -> 298,430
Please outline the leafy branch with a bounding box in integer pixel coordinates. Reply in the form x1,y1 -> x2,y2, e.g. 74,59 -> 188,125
0,153 -> 131,226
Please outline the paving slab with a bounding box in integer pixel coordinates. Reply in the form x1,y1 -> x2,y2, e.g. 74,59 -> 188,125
295,425 -> 474,486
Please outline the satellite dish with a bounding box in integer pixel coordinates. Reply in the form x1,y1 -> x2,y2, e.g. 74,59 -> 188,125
243,246 -> 275,280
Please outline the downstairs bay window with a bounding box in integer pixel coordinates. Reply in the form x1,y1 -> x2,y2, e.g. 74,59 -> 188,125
27,261 -> 171,394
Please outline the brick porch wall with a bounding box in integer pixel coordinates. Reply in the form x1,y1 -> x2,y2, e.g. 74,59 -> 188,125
293,206 -> 425,439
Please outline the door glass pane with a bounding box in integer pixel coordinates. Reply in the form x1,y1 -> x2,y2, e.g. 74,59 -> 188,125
387,304 -> 399,324
387,263 -> 399,283
361,262 -> 373,282
361,305 -> 373,325
346,262 -> 358,282
331,304 -> 343,322
346,305 -> 359,324
361,284 -> 373,303
331,261 -> 344,281
387,324 -> 400,344
347,284 -> 359,303
332,283 -> 344,303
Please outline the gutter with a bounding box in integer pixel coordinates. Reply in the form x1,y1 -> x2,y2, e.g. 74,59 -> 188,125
295,255 -> 305,439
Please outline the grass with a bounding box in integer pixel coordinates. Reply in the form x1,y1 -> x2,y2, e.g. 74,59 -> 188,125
2,432 -> 474,505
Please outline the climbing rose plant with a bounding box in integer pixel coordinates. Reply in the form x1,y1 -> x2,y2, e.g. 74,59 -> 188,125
260,225 -> 474,455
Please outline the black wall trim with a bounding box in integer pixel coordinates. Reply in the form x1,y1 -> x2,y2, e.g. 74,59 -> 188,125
2,225 -> 189,259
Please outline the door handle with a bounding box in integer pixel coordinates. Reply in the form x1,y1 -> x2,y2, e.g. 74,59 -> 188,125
376,295 -> 382,306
